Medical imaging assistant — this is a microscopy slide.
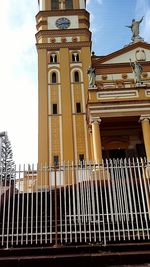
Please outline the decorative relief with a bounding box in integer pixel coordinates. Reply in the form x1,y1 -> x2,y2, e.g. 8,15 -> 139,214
61,37 -> 67,43
116,81 -> 124,88
142,72 -> 148,78
72,37 -> 78,42
135,49 -> 146,61
122,73 -> 128,79
51,38 -> 56,43
97,90 -> 139,100
145,89 -> 150,97
102,74 -> 107,80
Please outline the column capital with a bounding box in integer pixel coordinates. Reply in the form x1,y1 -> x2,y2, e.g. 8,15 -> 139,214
139,114 -> 150,122
90,117 -> 102,125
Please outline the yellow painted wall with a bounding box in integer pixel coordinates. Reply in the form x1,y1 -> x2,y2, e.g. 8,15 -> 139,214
60,48 -> 74,161
38,49 -> 49,165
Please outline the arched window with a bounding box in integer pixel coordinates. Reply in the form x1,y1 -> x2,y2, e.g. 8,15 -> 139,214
50,54 -> 57,63
51,0 -> 59,10
66,0 -> 73,9
52,72 -> 57,83
72,53 -> 79,62
74,71 -> 80,82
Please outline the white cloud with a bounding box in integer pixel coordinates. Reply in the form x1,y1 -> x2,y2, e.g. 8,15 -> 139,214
86,0 -> 91,5
87,0 -> 103,5
143,10 -> 150,42
0,0 -> 39,164
135,0 -> 150,42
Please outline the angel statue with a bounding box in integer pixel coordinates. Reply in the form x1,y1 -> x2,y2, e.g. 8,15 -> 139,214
126,17 -> 144,42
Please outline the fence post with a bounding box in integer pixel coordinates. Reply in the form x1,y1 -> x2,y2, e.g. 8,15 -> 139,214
54,164 -> 58,246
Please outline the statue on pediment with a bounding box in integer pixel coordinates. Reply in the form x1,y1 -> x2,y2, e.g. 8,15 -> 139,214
129,59 -> 143,84
87,65 -> 96,87
126,17 -> 144,42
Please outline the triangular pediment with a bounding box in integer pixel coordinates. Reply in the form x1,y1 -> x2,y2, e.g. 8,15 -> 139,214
94,42 -> 150,65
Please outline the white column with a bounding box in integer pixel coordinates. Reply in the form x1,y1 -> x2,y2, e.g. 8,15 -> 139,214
91,119 -> 102,164
140,115 -> 150,161
80,0 -> 86,9
39,0 -> 45,10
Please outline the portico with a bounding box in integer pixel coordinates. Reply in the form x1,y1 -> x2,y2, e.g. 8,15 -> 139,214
88,88 -> 150,162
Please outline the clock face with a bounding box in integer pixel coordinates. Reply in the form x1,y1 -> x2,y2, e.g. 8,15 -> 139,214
56,17 -> 71,29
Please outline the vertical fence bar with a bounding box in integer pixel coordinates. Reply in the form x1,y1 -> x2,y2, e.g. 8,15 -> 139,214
40,164 -> 43,244
44,165 -> 47,244
6,167 -> 11,248
115,159 -> 125,241
72,161 -> 77,243
76,162 -> 82,242
67,162 -> 72,243
106,159 -> 115,242
129,158 -> 140,240
91,163 -> 96,242
2,168 -> 7,246
26,166 -> 29,245
35,164 -> 38,244
124,158 -> 135,240
49,165 -> 52,244
83,162 -> 87,242
145,159 -> 150,217
103,160 -> 111,242
111,159 -> 120,241
11,166 -> 16,247
16,165 -> 21,245
133,158 -> 144,239
21,165 -> 25,245
30,164 -> 34,245
84,161 -> 89,242
0,163 -> 2,214
141,158 -> 150,239
120,159 -> 130,240
98,162 -> 106,245
64,162 -> 67,243
59,164 -> 62,243
137,158 -> 149,239
80,161 -> 86,242
94,162 -> 101,242
79,162 -> 83,225
87,162 -> 92,243
54,164 -> 58,246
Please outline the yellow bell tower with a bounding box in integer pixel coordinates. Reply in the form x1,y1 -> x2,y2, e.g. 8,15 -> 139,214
36,0 -> 91,166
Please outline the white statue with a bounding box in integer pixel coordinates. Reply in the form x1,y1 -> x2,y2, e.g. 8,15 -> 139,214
87,65 -> 96,87
126,17 -> 144,42
129,59 -> 143,84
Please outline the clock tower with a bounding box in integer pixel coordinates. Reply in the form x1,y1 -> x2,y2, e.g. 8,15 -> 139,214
36,0 -> 91,168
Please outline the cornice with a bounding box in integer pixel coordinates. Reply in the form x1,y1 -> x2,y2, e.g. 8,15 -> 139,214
93,42 -> 150,64
93,61 -> 150,69
87,100 -> 150,107
36,9 -> 90,22
36,41 -> 91,50
36,20 -> 47,29
79,18 -> 90,27
36,28 -> 91,39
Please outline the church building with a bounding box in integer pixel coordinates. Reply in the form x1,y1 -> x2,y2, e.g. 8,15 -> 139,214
36,0 -> 150,166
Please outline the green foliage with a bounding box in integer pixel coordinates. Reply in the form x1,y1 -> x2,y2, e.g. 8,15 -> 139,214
0,135 -> 16,181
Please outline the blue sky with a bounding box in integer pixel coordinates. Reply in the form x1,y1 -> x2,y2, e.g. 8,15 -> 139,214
0,0 -> 149,164
87,0 -> 150,54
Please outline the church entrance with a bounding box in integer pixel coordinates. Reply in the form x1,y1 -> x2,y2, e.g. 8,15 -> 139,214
109,149 -> 126,159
